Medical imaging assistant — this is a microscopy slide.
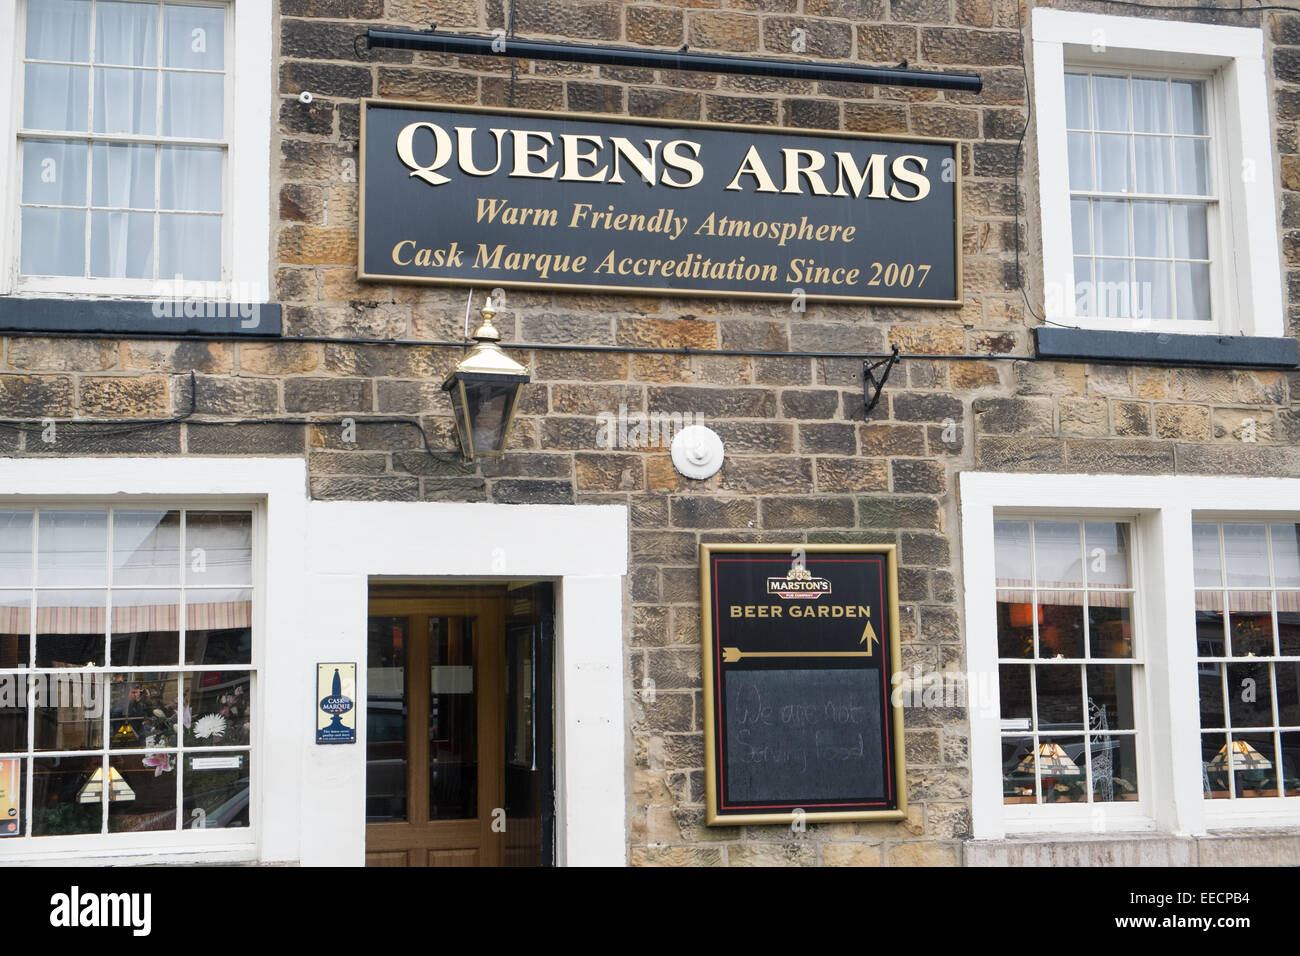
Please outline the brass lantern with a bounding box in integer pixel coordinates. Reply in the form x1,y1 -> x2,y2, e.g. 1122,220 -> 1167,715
442,296 -> 530,459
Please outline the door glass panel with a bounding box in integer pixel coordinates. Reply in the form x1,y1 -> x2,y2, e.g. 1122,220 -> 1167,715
366,616 -> 407,823
429,616 -> 476,820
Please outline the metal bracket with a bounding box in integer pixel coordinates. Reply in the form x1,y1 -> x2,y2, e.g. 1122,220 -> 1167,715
863,345 -> 900,421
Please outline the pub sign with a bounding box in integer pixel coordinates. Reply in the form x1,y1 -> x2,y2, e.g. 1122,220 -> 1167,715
701,544 -> 905,824
360,101 -> 961,305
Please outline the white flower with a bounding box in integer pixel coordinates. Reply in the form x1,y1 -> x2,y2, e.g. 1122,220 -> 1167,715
193,713 -> 227,740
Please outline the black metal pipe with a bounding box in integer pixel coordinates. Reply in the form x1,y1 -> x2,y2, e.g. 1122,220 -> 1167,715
365,28 -> 983,93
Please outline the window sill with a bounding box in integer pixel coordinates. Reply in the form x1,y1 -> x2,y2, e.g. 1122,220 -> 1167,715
1034,327 -> 1299,369
0,297 -> 282,337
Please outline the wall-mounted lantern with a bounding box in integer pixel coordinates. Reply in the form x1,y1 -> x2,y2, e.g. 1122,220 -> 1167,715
442,296 -> 530,459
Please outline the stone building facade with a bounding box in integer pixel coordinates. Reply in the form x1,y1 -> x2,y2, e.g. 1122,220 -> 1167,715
1,0 -> 1299,865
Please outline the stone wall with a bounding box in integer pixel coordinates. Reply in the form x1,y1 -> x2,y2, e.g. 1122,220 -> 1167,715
2,0 -> 1297,865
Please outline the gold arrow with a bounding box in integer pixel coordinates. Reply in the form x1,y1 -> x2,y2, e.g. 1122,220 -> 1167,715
860,620 -> 880,651
722,647 -> 874,663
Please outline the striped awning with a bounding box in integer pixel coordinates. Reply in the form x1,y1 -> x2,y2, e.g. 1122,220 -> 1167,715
0,600 -> 251,635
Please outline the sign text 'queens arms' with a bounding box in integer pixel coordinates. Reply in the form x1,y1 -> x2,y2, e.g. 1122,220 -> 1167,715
360,101 -> 961,305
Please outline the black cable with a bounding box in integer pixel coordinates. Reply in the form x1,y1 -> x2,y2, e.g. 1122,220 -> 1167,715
0,371 -> 198,438
506,0 -> 518,108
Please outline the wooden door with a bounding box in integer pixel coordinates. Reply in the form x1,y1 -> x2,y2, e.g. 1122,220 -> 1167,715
364,589 -> 504,867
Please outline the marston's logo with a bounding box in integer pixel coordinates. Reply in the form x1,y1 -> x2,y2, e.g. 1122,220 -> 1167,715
766,556 -> 831,600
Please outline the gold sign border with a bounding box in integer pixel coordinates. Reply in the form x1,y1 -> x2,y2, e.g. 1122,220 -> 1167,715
700,542 -> 907,825
358,99 -> 963,307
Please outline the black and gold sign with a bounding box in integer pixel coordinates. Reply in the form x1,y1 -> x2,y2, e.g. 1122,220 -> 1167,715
701,543 -> 905,824
359,101 -> 961,305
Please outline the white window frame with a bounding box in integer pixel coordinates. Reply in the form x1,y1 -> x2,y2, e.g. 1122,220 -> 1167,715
0,0 -> 271,301
962,472 -> 1300,841
1032,8 -> 1283,337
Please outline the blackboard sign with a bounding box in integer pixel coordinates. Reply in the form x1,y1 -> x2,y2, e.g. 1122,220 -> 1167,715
359,101 -> 960,305
701,544 -> 905,824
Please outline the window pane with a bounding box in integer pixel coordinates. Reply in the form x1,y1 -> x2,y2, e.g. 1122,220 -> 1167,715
0,511 -> 34,588
998,664 -> 1031,721
92,143 -> 154,210
1098,259 -> 1132,319
0,677 -> 29,750
1093,735 -> 1139,802
1095,134 -> 1130,192
184,670 -> 250,747
114,510 -> 180,586
184,588 -> 251,665
1282,733 -> 1300,797
1092,75 -> 1129,131
1192,522 -> 1222,587
24,64 -> 90,131
108,752 -> 176,832
1086,663 -> 1136,730
1172,80 -> 1207,134
26,0 -> 90,61
95,0 -> 158,66
160,146 -> 222,212
1039,593 -> 1085,658
109,673 -> 178,749
1094,200 -> 1129,257
1135,260 -> 1171,321
1227,662 -> 1273,728
158,214 -> 221,282
161,72 -> 222,138
1038,737 -> 1087,803
0,591 -> 31,668
32,755 -> 102,835
38,510 -> 106,586
21,208 -> 86,277
1034,521 -> 1082,587
1089,592 -> 1133,658
94,67 -> 157,135
1172,203 -> 1209,259
996,594 -> 1034,658
1228,591 -> 1274,657
1131,77 -> 1168,133
1132,201 -> 1168,257
368,615 -> 408,823
1070,198 -> 1090,255
1133,135 -> 1170,193
35,590 -> 106,667
1068,132 -> 1092,190
1203,732 -> 1231,798
1064,73 -> 1090,129
1002,735 -> 1036,803
1084,521 -> 1131,588
33,670 -> 103,750
23,140 -> 88,206
90,211 -> 153,279
110,590 -> 180,665
1174,262 -> 1210,321
184,512 -> 251,586
1223,523 -> 1268,588
994,519 -> 1030,582
1277,664 -> 1299,726
164,3 -> 224,70
1199,663 -> 1226,728
1271,524 -> 1300,588
1074,257 -> 1093,315
1173,138 -> 1209,195
1231,733 -> 1277,798
1196,590 -> 1225,657
1278,611 -> 1300,657
1036,664 -> 1083,728
183,750 -> 248,829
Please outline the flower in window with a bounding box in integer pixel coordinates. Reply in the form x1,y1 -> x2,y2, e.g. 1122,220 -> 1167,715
142,753 -> 173,777
193,713 -> 227,741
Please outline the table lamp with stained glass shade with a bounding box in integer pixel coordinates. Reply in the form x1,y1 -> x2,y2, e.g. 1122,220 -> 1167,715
442,294 -> 530,460
1017,741 -> 1082,776
77,766 -> 135,803
1207,739 -> 1273,772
